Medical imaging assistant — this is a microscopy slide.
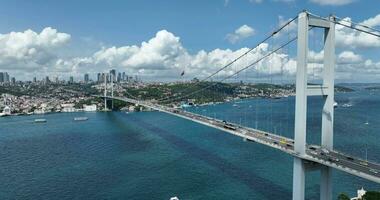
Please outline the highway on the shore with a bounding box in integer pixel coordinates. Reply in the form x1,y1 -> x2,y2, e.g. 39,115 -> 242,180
100,96 -> 380,184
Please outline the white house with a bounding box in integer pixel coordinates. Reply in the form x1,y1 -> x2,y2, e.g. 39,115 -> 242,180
83,104 -> 97,112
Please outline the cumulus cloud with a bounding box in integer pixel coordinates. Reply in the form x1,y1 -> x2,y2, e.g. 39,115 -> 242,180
1,23 -> 380,83
55,30 -> 296,81
226,25 -> 255,44
338,51 -> 362,64
0,27 -> 70,71
309,0 -> 354,6
361,14 -> 380,27
335,17 -> 380,49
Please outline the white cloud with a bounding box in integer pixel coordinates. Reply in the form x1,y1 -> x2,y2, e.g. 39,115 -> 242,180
361,14 -> 380,27
249,0 -> 263,3
309,0 -> 354,6
226,25 -> 255,44
53,30 -> 296,81
224,0 -> 229,7
2,26 -> 380,83
335,17 -> 380,49
0,27 -> 71,71
338,51 -> 362,64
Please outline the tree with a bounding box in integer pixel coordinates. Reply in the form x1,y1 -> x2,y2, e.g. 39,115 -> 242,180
337,193 -> 350,200
363,191 -> 380,200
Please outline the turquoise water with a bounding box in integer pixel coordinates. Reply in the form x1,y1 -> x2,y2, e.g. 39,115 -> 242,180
1,85 -> 380,199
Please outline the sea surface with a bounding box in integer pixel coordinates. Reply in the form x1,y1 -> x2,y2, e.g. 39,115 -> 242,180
1,84 -> 380,199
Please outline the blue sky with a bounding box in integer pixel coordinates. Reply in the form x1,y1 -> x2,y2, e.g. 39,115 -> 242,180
1,0 -> 378,52
0,0 -> 379,82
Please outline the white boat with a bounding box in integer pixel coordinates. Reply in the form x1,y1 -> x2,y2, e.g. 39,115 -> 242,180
342,103 -> 352,108
333,102 -> 338,108
34,119 -> 47,123
74,117 -> 88,121
170,197 -> 179,200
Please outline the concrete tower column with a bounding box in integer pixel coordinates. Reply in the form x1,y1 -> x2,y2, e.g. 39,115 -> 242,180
320,15 -> 335,200
104,73 -> 107,111
293,11 -> 309,200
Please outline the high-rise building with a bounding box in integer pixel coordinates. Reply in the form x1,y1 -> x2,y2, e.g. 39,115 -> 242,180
84,73 -> 89,83
45,76 -> 50,84
117,72 -> 121,83
97,73 -> 101,83
101,73 -> 106,83
110,69 -> 116,82
11,77 -> 15,85
55,77 -> 59,84
33,77 -> 37,83
122,72 -> 126,81
4,73 -> 9,83
0,72 -> 4,83
69,76 -> 74,84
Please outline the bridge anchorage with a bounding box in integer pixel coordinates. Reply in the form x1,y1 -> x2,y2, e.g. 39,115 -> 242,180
98,11 -> 380,200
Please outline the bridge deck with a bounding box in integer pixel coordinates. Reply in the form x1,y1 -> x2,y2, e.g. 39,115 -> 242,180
101,96 -> 380,184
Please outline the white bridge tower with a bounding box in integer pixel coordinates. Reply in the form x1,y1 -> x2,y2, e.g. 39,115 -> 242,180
293,11 -> 335,200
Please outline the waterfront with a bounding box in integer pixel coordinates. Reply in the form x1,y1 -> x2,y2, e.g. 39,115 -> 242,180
1,85 -> 380,199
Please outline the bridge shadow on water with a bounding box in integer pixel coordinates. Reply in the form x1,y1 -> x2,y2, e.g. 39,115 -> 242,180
127,114 -> 292,199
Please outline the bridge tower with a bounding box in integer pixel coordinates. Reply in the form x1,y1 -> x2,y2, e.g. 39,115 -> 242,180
103,73 -> 114,111
104,73 -> 108,111
293,12 -> 335,200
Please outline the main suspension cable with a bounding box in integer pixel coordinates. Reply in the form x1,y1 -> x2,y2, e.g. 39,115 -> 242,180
156,15 -> 299,103
160,35 -> 298,104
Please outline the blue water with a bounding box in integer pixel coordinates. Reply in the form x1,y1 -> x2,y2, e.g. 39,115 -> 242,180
1,85 -> 380,199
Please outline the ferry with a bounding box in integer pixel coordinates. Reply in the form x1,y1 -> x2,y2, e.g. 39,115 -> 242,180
74,117 -> 88,121
34,119 -> 47,123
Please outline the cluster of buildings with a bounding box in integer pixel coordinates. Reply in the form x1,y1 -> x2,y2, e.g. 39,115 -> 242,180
0,72 -> 16,85
96,69 -> 141,84
0,93 -> 98,116
1,69 -> 142,86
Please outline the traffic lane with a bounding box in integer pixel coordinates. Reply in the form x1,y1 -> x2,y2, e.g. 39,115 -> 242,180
168,108 -> 379,176
328,151 -> 380,172
307,150 -> 380,177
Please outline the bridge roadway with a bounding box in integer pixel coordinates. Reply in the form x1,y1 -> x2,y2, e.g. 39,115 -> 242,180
102,96 -> 380,184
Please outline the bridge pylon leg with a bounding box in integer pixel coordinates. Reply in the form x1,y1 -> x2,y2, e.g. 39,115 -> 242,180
293,158 -> 306,200
292,12 -> 335,200
319,15 -> 335,200
320,166 -> 332,200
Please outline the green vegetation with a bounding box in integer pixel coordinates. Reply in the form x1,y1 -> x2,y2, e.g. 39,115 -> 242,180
337,193 -> 350,200
74,97 -> 103,109
119,82 -> 354,105
122,82 -> 296,105
363,191 -> 380,200
0,83 -> 98,97
365,86 -> 380,91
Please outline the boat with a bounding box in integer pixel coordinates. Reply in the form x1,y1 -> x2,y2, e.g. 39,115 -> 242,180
333,101 -> 338,108
34,119 -> 47,123
74,117 -> 88,121
342,103 -> 352,108
232,104 -> 238,107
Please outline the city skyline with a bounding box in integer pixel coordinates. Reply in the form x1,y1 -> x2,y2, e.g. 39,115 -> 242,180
0,1 -> 379,82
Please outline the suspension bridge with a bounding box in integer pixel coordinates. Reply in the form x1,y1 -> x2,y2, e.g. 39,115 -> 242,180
97,11 -> 380,200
